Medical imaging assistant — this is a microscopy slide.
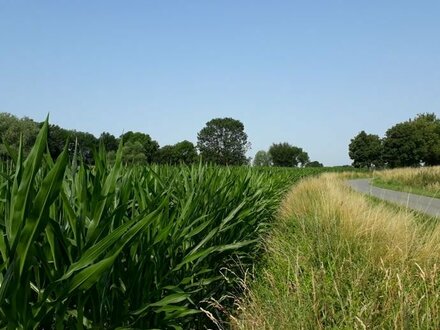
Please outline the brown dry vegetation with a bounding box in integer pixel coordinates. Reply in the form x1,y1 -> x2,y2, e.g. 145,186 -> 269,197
234,173 -> 440,329
373,166 -> 440,197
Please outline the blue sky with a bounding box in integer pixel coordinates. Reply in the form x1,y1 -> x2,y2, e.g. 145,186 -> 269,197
1,1 -> 439,165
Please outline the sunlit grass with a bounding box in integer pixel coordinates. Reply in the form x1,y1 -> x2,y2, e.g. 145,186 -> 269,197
373,166 -> 440,198
234,173 -> 440,329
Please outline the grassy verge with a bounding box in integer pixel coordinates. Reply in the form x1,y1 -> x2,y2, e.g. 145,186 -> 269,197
372,166 -> 440,199
365,194 -> 439,230
234,173 -> 440,329
372,178 -> 440,199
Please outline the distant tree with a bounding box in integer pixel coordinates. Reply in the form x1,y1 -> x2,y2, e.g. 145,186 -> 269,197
0,113 -> 39,158
173,140 -> 198,164
348,131 -> 383,168
383,113 -> 440,167
297,150 -> 310,167
253,150 -> 272,166
47,125 -> 99,163
155,145 -> 175,164
99,132 -> 119,152
269,142 -> 309,167
121,131 -> 159,163
197,117 -> 250,165
122,140 -> 148,164
48,124 -> 70,159
73,131 -> 98,164
156,141 -> 198,165
305,161 -> 323,167
411,113 -> 440,166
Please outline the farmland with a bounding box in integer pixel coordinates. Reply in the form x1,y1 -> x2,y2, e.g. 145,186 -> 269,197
0,121 -> 333,329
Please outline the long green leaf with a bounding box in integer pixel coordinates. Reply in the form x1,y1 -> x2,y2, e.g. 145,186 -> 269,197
16,144 -> 68,275
8,119 -> 48,245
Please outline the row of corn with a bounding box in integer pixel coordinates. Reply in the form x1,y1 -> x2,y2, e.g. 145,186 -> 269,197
0,121 -> 326,329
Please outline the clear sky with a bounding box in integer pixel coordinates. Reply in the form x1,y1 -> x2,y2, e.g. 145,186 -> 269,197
1,1 -> 439,165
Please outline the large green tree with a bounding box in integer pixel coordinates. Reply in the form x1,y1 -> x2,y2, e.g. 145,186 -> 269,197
253,150 -> 272,167
155,140 -> 198,165
121,131 -> 159,164
99,132 -> 119,152
197,118 -> 250,165
0,113 -> 39,158
383,113 -> 440,167
305,160 -> 323,167
348,131 -> 383,168
47,125 -> 99,163
268,142 -> 309,167
47,124 -> 70,159
411,113 -> 440,166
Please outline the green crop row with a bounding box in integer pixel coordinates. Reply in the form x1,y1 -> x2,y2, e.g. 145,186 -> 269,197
0,121 -> 328,329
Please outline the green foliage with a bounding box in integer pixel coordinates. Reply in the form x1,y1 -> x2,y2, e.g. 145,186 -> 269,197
47,124 -> 70,159
156,140 -> 198,165
47,124 -> 98,163
121,131 -> 159,164
253,150 -> 272,167
0,122 -> 329,328
268,142 -> 309,167
305,160 -> 323,167
0,113 -> 39,159
197,117 -> 250,165
383,113 -> 440,167
122,140 -> 148,164
348,130 -> 383,168
99,132 -> 119,152
350,113 -> 440,169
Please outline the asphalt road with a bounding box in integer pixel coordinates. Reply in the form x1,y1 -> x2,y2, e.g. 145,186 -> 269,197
347,179 -> 440,218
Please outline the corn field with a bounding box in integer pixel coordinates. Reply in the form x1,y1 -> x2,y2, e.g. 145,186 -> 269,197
0,121 -> 326,329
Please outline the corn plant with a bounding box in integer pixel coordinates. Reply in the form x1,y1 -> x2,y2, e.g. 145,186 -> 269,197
0,121 -> 325,329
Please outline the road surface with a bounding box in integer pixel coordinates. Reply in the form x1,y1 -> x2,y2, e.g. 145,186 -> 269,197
347,179 -> 440,218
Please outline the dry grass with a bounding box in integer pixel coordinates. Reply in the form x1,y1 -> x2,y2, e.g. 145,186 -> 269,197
234,173 -> 440,329
373,166 -> 440,197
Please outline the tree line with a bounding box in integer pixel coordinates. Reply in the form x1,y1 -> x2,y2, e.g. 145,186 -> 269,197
349,113 -> 440,168
0,112 -> 197,165
253,144 -> 322,167
0,113 -> 320,167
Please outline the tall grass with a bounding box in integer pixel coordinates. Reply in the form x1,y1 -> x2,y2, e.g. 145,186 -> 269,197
235,173 -> 440,329
0,121 -> 328,328
373,166 -> 440,198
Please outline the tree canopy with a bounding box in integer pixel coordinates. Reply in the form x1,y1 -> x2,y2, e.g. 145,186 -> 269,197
349,113 -> 440,168
253,150 -> 272,167
383,113 -> 440,167
99,132 -> 119,152
268,143 -> 310,167
121,131 -> 159,164
0,113 -> 39,158
155,140 -> 198,165
349,131 -> 383,168
197,117 -> 250,165
305,161 -> 323,168
1,112 -> 328,168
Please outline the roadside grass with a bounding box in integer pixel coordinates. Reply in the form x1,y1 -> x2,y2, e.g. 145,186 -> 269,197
233,173 -> 440,329
365,195 -> 439,231
372,166 -> 440,199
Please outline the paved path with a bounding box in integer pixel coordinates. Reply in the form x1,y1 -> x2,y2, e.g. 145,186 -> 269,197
347,179 -> 440,218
